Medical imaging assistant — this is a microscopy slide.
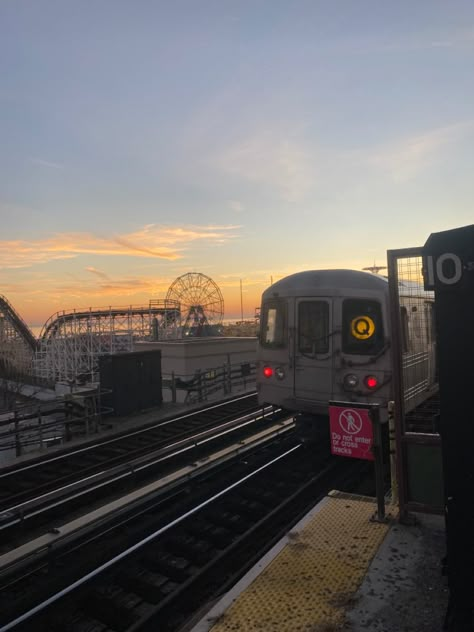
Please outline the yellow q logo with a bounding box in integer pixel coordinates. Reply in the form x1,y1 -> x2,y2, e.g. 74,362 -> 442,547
351,315 -> 375,340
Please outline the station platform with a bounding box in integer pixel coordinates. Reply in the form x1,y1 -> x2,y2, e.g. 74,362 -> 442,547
190,492 -> 448,632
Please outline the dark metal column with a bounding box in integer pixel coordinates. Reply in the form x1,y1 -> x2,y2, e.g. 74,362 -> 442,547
423,224 -> 474,631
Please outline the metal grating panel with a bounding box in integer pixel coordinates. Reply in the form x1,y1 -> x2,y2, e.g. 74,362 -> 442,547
394,255 -> 438,433
387,248 -> 443,515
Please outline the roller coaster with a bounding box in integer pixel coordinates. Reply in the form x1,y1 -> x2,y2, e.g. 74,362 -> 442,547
0,296 -> 180,383
0,273 -> 226,385
0,294 -> 38,376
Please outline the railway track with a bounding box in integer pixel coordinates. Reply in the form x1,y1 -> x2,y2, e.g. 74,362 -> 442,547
0,394 -> 282,545
0,422 -> 371,632
0,394 -> 260,507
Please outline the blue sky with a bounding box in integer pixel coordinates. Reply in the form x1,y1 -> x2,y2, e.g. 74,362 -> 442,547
1,1 -> 473,324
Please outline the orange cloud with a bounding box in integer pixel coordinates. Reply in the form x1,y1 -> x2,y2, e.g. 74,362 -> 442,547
56,277 -> 163,296
85,266 -> 109,279
0,224 -> 241,269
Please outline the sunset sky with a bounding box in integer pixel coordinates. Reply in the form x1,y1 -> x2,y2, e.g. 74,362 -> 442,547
1,1 -> 473,328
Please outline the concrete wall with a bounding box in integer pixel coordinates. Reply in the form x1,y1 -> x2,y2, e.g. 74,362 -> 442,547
134,337 -> 257,403
134,337 -> 257,376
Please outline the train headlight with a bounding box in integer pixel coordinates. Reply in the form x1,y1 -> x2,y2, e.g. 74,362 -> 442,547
263,366 -> 273,378
275,366 -> 285,380
343,374 -> 359,390
365,375 -> 378,389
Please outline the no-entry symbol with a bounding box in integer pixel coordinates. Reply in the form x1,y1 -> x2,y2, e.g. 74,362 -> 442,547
338,409 -> 363,434
329,405 -> 374,461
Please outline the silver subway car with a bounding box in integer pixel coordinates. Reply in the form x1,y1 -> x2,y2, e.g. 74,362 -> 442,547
256,269 -> 436,422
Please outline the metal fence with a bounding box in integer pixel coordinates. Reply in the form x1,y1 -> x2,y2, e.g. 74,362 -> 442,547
163,361 -> 256,404
387,247 -> 443,518
0,388 -> 102,460
0,360 -> 257,462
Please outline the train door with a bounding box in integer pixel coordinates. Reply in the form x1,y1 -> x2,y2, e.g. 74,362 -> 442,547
293,298 -> 333,403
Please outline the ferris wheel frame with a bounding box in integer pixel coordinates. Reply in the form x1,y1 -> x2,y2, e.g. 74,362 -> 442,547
165,272 -> 224,327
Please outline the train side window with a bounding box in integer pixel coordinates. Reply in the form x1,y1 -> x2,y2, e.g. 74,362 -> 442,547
298,301 -> 329,354
260,299 -> 287,348
425,302 -> 435,344
342,298 -> 384,355
400,306 -> 409,352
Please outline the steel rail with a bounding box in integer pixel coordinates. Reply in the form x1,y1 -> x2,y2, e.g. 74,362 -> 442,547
0,443 -> 301,632
0,404 -> 280,531
0,416 -> 296,580
0,392 -> 258,479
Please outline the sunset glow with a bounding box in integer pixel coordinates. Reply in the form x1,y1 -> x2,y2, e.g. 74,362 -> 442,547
1,2 -> 473,329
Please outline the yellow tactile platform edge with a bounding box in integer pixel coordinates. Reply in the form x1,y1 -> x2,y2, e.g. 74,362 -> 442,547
209,495 -> 391,632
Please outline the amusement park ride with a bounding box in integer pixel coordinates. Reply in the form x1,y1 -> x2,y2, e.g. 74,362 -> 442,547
0,273 -> 224,384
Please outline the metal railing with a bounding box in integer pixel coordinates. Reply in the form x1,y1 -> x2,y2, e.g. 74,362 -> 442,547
0,389 -> 103,458
163,361 -> 256,404
0,359 -> 257,460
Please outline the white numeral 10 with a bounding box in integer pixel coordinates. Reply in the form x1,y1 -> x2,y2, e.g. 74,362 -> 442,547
425,253 -> 463,286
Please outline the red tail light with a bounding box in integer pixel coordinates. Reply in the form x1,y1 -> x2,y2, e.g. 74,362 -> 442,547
263,366 -> 273,378
365,375 -> 378,389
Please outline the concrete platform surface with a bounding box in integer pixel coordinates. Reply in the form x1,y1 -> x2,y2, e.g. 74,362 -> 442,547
346,512 -> 448,631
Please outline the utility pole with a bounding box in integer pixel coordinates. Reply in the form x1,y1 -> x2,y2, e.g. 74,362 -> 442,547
240,279 -> 244,321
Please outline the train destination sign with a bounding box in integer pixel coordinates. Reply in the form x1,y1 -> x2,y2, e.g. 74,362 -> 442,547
329,405 -> 374,461
350,315 -> 375,340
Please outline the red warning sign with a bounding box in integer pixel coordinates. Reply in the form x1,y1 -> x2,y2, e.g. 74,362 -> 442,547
329,405 -> 374,461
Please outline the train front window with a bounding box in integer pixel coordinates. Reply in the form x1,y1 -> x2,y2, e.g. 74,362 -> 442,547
342,299 -> 384,355
260,299 -> 287,348
298,301 -> 329,354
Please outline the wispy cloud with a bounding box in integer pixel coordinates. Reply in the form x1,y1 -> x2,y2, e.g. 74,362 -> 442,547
378,26 -> 474,52
332,26 -> 474,57
215,132 -> 314,202
29,157 -> 64,169
53,276 -> 164,301
211,120 -> 473,205
228,200 -> 244,212
292,120 -> 474,195
366,121 -> 474,182
0,265 -> 175,312
85,266 -> 109,279
0,224 -> 241,269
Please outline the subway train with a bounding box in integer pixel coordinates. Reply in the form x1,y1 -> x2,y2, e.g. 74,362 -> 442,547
256,269 -> 437,423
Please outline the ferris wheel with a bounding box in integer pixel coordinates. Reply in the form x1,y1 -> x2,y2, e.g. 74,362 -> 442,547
165,273 -> 224,330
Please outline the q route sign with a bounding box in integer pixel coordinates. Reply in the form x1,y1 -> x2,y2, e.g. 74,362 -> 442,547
329,405 -> 374,461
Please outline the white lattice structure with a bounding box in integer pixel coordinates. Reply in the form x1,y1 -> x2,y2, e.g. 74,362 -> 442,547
0,295 -> 36,376
1,273 -> 226,386
34,301 -> 181,382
